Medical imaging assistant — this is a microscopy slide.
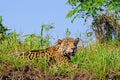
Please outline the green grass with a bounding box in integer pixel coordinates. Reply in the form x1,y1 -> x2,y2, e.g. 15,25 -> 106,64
0,32 -> 120,79
72,42 -> 120,79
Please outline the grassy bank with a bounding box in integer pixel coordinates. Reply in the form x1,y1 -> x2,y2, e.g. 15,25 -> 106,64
0,32 -> 120,79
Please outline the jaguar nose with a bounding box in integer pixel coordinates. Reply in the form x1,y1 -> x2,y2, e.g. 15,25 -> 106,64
71,47 -> 75,50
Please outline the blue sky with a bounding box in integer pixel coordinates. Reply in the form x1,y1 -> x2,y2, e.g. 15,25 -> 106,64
0,0 -> 89,39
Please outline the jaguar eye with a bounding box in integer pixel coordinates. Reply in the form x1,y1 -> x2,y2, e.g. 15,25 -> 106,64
66,43 -> 69,45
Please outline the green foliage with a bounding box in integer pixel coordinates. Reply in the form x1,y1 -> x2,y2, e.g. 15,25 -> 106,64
66,0 -> 120,22
0,16 -> 9,42
67,0 -> 79,6
0,16 -> 2,23
66,0 -> 120,43
72,41 -> 120,79
65,28 -> 71,37
24,23 -> 54,50
0,32 -> 28,61
24,34 -> 42,50
40,23 -> 54,49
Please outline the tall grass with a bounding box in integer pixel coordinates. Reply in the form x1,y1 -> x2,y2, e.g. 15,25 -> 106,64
72,41 -> 120,79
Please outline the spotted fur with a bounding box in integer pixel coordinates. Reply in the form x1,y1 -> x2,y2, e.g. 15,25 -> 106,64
13,37 -> 79,67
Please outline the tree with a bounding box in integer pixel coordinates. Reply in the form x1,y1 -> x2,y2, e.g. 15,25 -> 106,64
66,0 -> 120,42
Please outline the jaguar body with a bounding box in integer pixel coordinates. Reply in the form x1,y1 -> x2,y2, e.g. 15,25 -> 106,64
13,37 -> 79,67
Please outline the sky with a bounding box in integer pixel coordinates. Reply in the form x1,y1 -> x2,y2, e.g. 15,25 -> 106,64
0,0 -> 90,40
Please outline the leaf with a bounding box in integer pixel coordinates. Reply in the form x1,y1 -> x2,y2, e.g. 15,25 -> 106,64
66,4 -> 81,18
0,16 -> 2,24
87,32 -> 93,37
71,14 -> 79,23
67,0 -> 78,5
45,23 -> 54,32
66,10 -> 75,18
65,28 -> 71,37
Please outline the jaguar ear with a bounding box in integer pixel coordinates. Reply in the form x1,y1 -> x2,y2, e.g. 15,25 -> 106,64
56,39 -> 62,44
75,38 -> 79,43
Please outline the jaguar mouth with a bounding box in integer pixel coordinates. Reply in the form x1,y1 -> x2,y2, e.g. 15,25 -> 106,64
64,51 -> 75,60
63,48 -> 76,59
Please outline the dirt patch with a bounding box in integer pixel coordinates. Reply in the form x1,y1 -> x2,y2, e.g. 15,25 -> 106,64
1,65 -> 46,80
0,61 -> 70,80
1,61 -> 120,80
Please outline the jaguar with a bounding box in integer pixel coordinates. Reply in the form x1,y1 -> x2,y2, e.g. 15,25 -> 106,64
12,37 -> 79,67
